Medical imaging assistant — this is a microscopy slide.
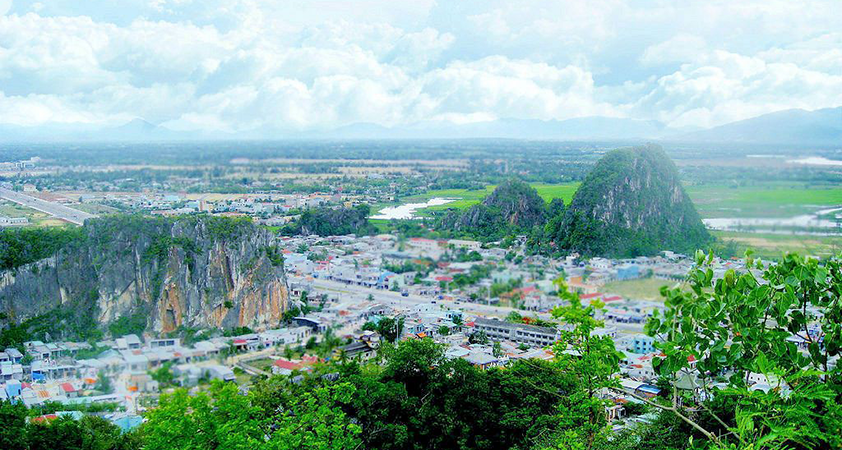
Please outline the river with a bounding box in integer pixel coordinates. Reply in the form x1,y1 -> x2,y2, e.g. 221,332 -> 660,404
370,197 -> 456,220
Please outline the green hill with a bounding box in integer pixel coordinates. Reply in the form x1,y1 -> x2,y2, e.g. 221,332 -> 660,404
439,179 -> 548,239
552,144 -> 712,257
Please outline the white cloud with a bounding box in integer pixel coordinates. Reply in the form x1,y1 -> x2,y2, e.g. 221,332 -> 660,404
637,51 -> 842,128
0,0 -> 839,132
640,35 -> 707,66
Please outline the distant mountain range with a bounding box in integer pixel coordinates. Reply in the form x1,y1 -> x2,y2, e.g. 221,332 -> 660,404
1,107 -> 839,146
668,107 -> 842,146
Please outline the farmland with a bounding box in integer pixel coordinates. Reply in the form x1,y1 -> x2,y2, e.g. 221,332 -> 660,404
685,183 -> 842,218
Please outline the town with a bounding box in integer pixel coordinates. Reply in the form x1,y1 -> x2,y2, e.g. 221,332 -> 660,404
4,226 -> 824,434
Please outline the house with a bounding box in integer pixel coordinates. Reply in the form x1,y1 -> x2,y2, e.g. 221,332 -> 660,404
60,382 -> 78,398
116,335 -> 142,350
616,264 -> 641,280
338,341 -> 376,361
1,362 -> 24,381
5,348 -> 23,364
272,359 -> 303,376
122,353 -> 149,374
448,239 -> 481,251
473,317 -> 559,348
148,338 -> 181,349
463,352 -> 499,370
631,336 -> 656,354
205,365 -> 236,382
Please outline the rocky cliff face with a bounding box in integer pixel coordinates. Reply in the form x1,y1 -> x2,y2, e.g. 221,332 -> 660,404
0,215 -> 290,338
553,144 -> 711,257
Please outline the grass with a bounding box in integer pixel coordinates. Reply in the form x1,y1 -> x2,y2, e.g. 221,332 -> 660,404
248,357 -> 277,373
714,230 -> 842,259
602,277 -> 674,301
0,202 -> 73,228
685,183 -> 842,218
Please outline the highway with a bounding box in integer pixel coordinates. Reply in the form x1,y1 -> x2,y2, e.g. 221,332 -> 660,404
0,187 -> 97,225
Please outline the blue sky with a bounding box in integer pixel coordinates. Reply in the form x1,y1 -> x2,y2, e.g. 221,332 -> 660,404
0,0 -> 839,132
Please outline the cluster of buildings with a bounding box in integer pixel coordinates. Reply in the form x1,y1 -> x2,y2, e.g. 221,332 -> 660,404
0,325 -> 314,413
1,218 -> 810,429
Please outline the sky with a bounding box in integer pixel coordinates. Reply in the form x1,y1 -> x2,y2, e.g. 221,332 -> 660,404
0,0 -> 840,133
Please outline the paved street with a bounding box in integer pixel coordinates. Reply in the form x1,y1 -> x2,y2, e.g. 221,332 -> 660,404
0,187 -> 97,225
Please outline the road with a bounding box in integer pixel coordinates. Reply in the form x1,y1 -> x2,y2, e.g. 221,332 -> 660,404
307,277 -> 646,333
0,187 -> 97,225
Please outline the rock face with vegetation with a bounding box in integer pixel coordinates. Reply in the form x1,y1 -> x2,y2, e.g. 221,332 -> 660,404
0,215 -> 290,342
552,144 -> 711,257
283,204 -> 375,236
440,179 -> 546,238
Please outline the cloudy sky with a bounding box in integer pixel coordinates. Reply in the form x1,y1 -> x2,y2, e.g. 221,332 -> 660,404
0,0 -> 840,133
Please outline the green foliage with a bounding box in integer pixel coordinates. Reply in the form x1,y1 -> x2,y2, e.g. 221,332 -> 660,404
143,380 -> 361,450
383,258 -> 433,275
469,330 -> 489,345
646,251 -> 842,449
451,264 -> 493,289
491,277 -> 522,298
283,205 -> 375,236
0,399 -> 27,450
550,144 -> 713,257
223,326 -> 254,337
549,277 -> 624,448
2,304 -> 103,349
0,226 -> 85,271
28,401 -> 122,417
149,363 -> 176,387
95,370 -> 113,394
195,215 -> 254,241
25,414 -> 141,450
437,179 -> 547,241
73,344 -> 111,360
263,245 -> 285,267
107,311 -> 147,338
375,316 -> 404,343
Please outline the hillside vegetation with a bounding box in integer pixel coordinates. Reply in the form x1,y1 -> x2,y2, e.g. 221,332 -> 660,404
550,145 -> 712,257
438,179 -> 553,240
283,205 -> 375,236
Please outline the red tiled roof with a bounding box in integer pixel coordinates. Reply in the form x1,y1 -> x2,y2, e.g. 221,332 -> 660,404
32,414 -> 58,423
60,383 -> 75,393
273,359 -> 302,370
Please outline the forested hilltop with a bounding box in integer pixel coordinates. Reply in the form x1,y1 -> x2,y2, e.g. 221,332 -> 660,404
549,144 -> 712,257
282,204 -> 375,236
438,179 -> 553,240
0,215 -> 290,346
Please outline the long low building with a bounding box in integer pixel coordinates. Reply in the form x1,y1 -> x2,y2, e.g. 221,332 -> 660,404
473,317 -> 559,348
